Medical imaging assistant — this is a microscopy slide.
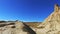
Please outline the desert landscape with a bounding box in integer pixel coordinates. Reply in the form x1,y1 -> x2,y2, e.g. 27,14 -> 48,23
0,20 -> 41,34
0,4 -> 60,34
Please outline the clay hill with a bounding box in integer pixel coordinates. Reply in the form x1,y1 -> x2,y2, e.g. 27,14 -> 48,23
36,4 -> 60,34
0,20 -> 41,34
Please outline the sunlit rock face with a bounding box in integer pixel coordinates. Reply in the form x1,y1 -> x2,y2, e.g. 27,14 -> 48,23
0,20 -> 36,34
36,4 -> 60,34
0,21 -> 28,34
14,21 -> 28,34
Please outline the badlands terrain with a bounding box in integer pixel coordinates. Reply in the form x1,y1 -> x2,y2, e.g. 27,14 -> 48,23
0,20 -> 41,34
0,4 -> 60,34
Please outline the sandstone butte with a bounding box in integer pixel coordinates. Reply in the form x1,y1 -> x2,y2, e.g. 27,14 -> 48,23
0,4 -> 60,34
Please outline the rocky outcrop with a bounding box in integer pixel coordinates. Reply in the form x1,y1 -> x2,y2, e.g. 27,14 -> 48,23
36,4 -> 60,34
0,20 -> 36,34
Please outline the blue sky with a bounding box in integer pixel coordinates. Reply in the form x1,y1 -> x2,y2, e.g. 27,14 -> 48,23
0,0 -> 60,22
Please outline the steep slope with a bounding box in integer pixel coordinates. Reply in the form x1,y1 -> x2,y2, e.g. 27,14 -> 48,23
37,4 -> 60,34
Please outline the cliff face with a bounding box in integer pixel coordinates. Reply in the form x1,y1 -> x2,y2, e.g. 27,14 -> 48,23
36,4 -> 60,34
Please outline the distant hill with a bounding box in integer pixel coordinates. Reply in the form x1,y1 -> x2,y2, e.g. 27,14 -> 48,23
24,22 -> 41,28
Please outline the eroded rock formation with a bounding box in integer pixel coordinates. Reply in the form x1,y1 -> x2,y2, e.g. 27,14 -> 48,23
36,4 -> 60,34
0,20 -> 36,34
0,4 -> 59,34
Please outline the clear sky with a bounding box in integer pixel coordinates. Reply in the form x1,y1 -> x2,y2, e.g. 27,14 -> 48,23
0,0 -> 60,22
